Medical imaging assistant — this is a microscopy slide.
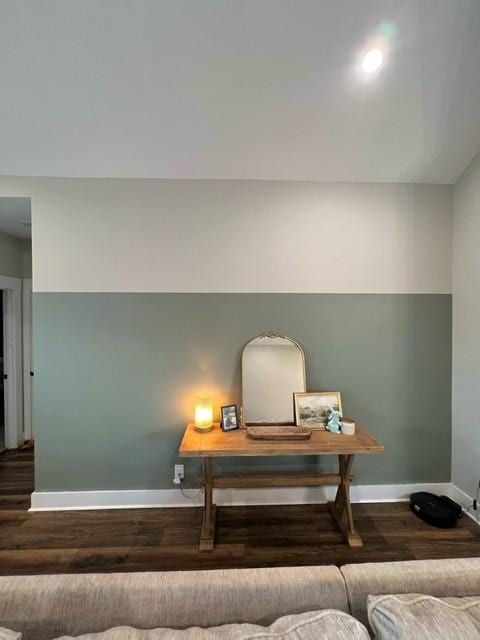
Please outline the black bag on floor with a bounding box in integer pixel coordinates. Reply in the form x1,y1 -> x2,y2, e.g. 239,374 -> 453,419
410,492 -> 463,529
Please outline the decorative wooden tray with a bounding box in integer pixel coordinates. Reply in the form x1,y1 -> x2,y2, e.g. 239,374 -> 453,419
246,426 -> 312,441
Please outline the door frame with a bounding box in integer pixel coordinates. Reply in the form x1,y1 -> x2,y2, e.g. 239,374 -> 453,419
0,275 -> 23,448
22,278 -> 33,441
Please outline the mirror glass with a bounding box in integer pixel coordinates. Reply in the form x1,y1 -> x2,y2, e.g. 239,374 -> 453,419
242,333 -> 306,425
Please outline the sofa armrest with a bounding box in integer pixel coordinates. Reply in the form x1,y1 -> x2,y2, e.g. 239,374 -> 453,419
341,557 -> 480,627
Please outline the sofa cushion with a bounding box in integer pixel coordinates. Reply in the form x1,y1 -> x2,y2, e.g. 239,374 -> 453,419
368,594 -> 480,639
341,557 -> 480,627
0,567 -> 348,640
0,629 -> 20,640
55,610 -> 370,640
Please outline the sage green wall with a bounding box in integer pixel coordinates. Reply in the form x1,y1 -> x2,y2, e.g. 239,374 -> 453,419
33,293 -> 452,491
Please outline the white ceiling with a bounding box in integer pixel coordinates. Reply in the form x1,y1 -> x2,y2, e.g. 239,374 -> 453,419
1,0 -> 480,184
0,198 -> 32,239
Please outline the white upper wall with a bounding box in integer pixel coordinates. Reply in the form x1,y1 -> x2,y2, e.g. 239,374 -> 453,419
0,177 -> 452,294
452,151 -> 480,497
1,0 -> 480,183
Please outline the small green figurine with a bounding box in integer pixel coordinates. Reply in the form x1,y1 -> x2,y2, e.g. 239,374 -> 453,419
326,407 -> 342,433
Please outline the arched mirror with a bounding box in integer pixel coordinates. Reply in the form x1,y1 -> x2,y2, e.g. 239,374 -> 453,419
241,332 -> 306,425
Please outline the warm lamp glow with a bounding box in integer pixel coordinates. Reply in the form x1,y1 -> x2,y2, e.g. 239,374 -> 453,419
194,395 -> 213,432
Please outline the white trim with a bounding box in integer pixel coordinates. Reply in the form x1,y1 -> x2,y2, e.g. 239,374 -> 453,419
30,482 -> 452,512
22,278 -> 33,440
449,484 -> 480,524
0,275 -> 23,448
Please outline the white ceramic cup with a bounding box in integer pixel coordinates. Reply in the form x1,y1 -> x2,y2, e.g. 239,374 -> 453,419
342,420 -> 356,435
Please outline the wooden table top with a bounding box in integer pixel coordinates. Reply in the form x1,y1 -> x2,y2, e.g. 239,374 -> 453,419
179,422 -> 384,458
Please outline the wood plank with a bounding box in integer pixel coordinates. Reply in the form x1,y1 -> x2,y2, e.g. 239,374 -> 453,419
199,457 -> 215,551
0,544 -> 246,575
178,424 -> 209,457
213,473 -> 352,488
0,495 -> 32,510
179,422 -> 384,457
200,505 -> 217,551
1,449 -> 480,575
328,501 -> 363,548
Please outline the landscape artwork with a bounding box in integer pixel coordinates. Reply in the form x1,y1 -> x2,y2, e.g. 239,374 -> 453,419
294,392 -> 343,430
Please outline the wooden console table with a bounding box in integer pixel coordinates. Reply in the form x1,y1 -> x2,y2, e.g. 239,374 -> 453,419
178,423 -> 384,551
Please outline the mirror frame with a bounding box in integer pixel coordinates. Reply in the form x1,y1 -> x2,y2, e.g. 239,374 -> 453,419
240,331 -> 307,426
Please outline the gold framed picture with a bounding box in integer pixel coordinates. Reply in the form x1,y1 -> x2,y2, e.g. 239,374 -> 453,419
293,391 -> 343,430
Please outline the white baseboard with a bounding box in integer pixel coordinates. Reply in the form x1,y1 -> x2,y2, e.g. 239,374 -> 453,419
30,482 -> 452,512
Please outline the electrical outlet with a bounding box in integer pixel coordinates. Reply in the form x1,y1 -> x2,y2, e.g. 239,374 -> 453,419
473,481 -> 480,516
173,464 -> 184,485
464,481 -> 480,524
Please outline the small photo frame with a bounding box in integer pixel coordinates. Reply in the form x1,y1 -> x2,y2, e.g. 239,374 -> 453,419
221,404 -> 239,431
294,392 -> 342,430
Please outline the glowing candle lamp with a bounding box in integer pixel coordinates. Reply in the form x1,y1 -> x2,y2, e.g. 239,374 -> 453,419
194,395 -> 213,432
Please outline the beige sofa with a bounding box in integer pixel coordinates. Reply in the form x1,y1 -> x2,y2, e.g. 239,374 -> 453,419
1,558 -> 480,639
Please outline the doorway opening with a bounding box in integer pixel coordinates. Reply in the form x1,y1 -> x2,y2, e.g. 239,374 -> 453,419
0,197 -> 32,457
0,293 -> 4,452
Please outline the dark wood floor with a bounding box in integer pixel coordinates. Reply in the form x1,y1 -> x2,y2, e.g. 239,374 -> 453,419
1,448 -> 480,575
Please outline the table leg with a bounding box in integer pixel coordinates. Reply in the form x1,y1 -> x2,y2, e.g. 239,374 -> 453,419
199,457 -> 216,551
334,456 -> 346,514
328,454 -> 363,548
